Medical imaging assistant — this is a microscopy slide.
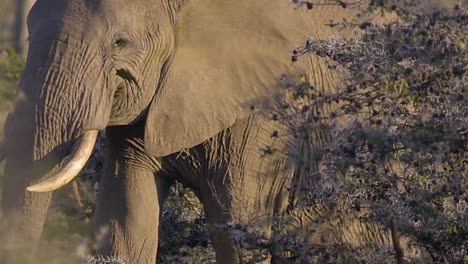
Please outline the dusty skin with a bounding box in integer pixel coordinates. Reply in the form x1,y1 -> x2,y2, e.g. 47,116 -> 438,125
0,0 -> 441,263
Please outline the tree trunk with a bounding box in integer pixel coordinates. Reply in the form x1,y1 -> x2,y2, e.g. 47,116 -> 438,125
14,0 -> 35,59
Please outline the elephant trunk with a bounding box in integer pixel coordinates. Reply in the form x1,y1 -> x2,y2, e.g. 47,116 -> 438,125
1,35 -> 112,260
2,34 -> 112,186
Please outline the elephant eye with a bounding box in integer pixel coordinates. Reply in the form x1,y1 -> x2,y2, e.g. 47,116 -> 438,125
113,38 -> 128,48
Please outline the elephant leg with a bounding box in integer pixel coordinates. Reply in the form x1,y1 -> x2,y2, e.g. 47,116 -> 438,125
94,124 -> 170,264
199,168 -> 292,264
182,115 -> 295,264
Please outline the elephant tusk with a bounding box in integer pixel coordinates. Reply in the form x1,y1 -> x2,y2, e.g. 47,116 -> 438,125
27,130 -> 98,193
0,140 -> 6,162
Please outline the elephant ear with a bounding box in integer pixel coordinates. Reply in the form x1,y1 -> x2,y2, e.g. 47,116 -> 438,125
145,0 -> 362,157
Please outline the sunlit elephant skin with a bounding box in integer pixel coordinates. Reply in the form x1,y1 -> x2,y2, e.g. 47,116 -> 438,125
0,0 -> 370,263
286,206 -> 429,261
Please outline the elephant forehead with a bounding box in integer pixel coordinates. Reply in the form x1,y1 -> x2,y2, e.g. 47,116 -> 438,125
30,0 -> 161,29
84,0 -> 162,20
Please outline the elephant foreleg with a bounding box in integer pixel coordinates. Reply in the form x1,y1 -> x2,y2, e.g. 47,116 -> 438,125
94,125 -> 168,264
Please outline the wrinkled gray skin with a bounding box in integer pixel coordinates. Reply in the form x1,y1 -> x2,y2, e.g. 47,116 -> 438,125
0,0 -> 365,263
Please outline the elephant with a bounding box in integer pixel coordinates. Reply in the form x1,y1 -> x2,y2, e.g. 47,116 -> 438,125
0,0 -> 375,263
284,205 -> 430,262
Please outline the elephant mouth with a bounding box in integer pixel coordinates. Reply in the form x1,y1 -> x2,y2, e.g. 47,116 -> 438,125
108,68 -> 146,125
114,82 -> 125,100
26,130 -> 99,192
114,69 -> 137,97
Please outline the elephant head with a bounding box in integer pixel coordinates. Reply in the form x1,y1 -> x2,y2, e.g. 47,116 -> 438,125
0,0 -> 363,260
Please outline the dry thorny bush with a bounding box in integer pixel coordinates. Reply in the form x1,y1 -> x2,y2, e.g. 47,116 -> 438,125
266,1 -> 467,263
